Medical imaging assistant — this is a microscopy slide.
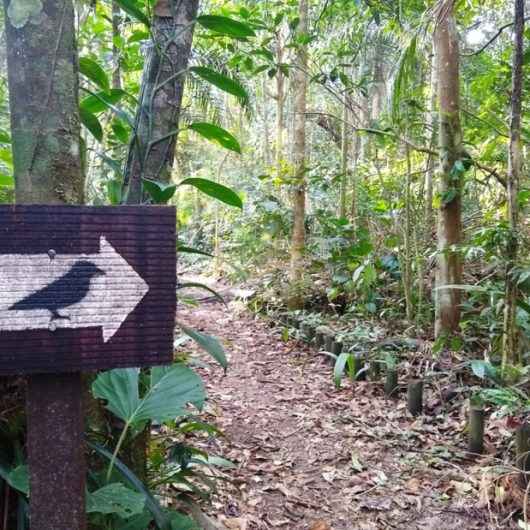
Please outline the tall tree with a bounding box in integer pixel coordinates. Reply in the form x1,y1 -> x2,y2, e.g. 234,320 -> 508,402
434,0 -> 464,338
289,0 -> 309,306
122,0 -> 199,204
502,0 -> 525,368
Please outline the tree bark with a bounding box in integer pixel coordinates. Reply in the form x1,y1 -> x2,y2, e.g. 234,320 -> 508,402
502,0 -> 524,368
275,39 -> 286,176
339,98 -> 349,218
434,0 -> 464,338
3,1 -> 86,527
288,0 -> 309,307
122,0 -> 199,203
3,0 -> 84,204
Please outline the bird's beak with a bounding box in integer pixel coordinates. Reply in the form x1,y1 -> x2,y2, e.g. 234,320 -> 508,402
96,269 -> 106,276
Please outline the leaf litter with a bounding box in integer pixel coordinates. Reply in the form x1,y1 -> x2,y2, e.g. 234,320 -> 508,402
178,296 -> 523,529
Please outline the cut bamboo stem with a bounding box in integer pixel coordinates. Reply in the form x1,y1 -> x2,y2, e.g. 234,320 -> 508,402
468,403 -> 485,455
331,341 -> 342,356
369,359 -> 380,381
407,379 -> 423,416
516,422 -> 530,487
324,334 -> 334,352
385,369 -> 398,397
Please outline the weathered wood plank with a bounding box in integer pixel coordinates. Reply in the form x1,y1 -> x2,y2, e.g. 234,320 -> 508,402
0,205 -> 176,375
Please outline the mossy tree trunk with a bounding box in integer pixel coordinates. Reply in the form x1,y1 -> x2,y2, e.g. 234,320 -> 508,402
502,0 -> 524,369
3,0 -> 84,204
122,0 -> 199,203
3,1 -> 86,527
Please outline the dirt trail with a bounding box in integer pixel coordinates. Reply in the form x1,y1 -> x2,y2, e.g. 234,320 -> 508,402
178,300 -> 510,530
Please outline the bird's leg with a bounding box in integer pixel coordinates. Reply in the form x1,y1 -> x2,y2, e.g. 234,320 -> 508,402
51,310 -> 70,321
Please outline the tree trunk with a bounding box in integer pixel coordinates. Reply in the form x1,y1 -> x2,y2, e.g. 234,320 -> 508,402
502,0 -> 524,368
3,0 -> 84,204
339,98 -> 349,218
3,1 -> 86,527
275,37 -> 286,176
112,1 -> 122,90
434,0 -> 463,338
425,50 -> 437,238
288,0 -> 308,307
122,0 -> 199,203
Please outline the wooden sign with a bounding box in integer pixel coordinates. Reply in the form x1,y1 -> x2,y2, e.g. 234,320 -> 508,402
0,205 -> 176,375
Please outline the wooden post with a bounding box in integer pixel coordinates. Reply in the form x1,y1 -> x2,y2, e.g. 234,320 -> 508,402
407,380 -> 423,416
468,402 -> 485,455
385,369 -> 398,397
27,374 -> 86,530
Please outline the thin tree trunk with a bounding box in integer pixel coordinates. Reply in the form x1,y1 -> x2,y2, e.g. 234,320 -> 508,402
119,0 -> 198,479
112,1 -> 122,90
403,143 -> 414,322
288,0 -> 308,307
425,50 -> 437,237
275,38 -> 286,176
502,0 -> 524,368
122,0 -> 199,203
339,99 -> 349,218
262,76 -> 272,167
434,0 -> 464,338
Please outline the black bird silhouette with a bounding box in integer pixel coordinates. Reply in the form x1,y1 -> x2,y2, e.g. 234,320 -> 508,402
9,260 -> 106,320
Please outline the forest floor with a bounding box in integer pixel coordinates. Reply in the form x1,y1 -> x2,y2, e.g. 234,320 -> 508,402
178,283 -> 521,530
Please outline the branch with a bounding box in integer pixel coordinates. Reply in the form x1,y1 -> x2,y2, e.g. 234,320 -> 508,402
462,17 -> 530,57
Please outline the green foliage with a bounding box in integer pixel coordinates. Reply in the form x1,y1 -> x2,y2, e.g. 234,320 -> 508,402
178,323 -> 228,370
92,366 -> 205,427
179,178 -> 243,209
188,122 -> 242,153
142,179 -> 177,204
190,67 -> 249,104
86,483 -> 146,519
79,57 -> 110,91
197,15 -> 256,38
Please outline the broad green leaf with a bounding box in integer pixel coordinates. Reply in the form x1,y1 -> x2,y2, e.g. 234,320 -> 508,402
92,365 -> 205,426
88,442 -> 170,530
188,122 -> 241,153
112,118 -> 130,144
114,0 -> 150,27
79,57 -> 110,91
197,15 -> 255,38
178,322 -> 228,370
86,483 -> 145,519
80,107 -> 103,141
0,129 -> 10,144
0,174 -> 14,187
190,67 -> 248,102
80,89 -> 128,115
0,464 -> 29,495
179,177 -> 242,209
107,179 -> 123,205
0,147 -> 13,165
142,179 -> 177,204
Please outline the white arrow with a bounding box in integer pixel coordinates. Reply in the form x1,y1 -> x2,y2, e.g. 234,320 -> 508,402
0,237 -> 149,342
